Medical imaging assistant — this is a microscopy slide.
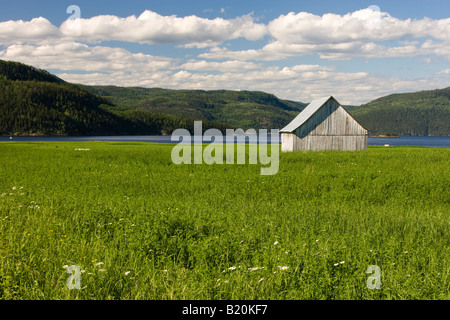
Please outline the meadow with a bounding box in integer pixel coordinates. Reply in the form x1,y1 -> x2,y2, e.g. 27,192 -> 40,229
0,141 -> 448,300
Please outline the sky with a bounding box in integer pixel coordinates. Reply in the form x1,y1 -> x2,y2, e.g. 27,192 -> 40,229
0,0 -> 449,105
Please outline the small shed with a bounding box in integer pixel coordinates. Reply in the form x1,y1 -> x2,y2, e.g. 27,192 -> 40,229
280,96 -> 368,152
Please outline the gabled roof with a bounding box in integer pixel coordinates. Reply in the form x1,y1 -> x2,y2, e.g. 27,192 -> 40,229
280,96 -> 334,133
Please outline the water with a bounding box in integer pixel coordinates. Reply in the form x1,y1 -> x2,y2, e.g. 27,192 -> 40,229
367,136 -> 450,148
1,135 -> 449,147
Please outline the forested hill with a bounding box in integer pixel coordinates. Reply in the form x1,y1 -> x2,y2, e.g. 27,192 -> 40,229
0,60 -> 64,83
349,87 -> 450,136
82,85 -> 450,136
0,60 -> 230,136
79,85 -> 307,130
1,59 -> 449,136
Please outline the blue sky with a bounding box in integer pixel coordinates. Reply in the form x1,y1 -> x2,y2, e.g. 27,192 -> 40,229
0,0 -> 449,104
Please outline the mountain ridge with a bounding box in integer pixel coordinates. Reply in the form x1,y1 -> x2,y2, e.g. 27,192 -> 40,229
0,59 -> 449,136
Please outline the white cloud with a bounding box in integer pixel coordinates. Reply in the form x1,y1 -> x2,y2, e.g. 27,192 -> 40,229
201,39 -> 450,61
178,60 -> 261,72
2,9 -> 449,60
200,9 -> 450,61
0,11 -> 266,47
0,42 -> 174,72
1,8 -> 449,106
437,68 -> 450,75
0,17 -> 58,44
52,62 -> 450,105
268,9 -> 450,44
59,10 -> 266,46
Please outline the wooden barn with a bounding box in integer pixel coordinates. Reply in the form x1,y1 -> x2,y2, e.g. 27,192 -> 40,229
280,96 -> 368,152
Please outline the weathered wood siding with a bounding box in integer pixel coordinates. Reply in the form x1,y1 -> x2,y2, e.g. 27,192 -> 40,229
282,99 -> 368,152
295,99 -> 367,138
285,134 -> 367,151
281,133 -> 295,152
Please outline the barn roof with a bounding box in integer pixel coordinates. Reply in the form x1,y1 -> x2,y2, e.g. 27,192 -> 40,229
280,96 -> 334,133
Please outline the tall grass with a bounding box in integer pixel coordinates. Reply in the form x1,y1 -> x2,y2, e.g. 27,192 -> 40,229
0,142 -> 448,300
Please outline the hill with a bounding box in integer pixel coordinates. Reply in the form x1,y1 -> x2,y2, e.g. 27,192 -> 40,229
79,85 -> 307,130
0,60 -> 64,84
0,60 -> 230,136
349,88 -> 450,136
82,84 -> 450,136
1,59 -> 448,136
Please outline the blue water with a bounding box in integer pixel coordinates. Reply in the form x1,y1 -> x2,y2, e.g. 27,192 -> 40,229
367,136 -> 450,148
1,135 -> 449,147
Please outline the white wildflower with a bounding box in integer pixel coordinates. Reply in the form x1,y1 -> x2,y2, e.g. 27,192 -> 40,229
125,271 -> 131,276
249,267 -> 264,271
63,265 -> 69,269
274,241 -> 279,245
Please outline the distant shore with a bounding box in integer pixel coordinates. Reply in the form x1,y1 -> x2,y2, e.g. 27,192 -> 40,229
5,134 -> 450,138
370,134 -> 399,138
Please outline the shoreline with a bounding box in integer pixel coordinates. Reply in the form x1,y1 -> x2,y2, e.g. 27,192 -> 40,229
370,135 -> 399,138
3,134 -> 450,138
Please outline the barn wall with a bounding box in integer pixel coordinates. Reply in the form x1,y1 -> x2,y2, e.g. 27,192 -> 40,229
286,99 -> 367,151
296,100 -> 367,138
281,98 -> 368,152
281,133 -> 295,152
290,135 -> 367,151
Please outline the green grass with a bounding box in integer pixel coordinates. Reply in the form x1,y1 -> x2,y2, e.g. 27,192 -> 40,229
0,142 -> 449,300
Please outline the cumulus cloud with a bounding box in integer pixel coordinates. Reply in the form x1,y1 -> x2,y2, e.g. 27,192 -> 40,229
59,10 -> 266,45
201,8 -> 450,61
201,39 -> 450,61
51,61 -> 450,105
0,17 -> 58,44
268,9 -> 450,44
0,11 -> 266,47
437,68 -> 450,75
178,60 -> 262,72
0,42 -> 174,72
1,8 -> 449,105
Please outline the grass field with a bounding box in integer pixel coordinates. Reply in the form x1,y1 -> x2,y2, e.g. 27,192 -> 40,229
0,142 -> 449,300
